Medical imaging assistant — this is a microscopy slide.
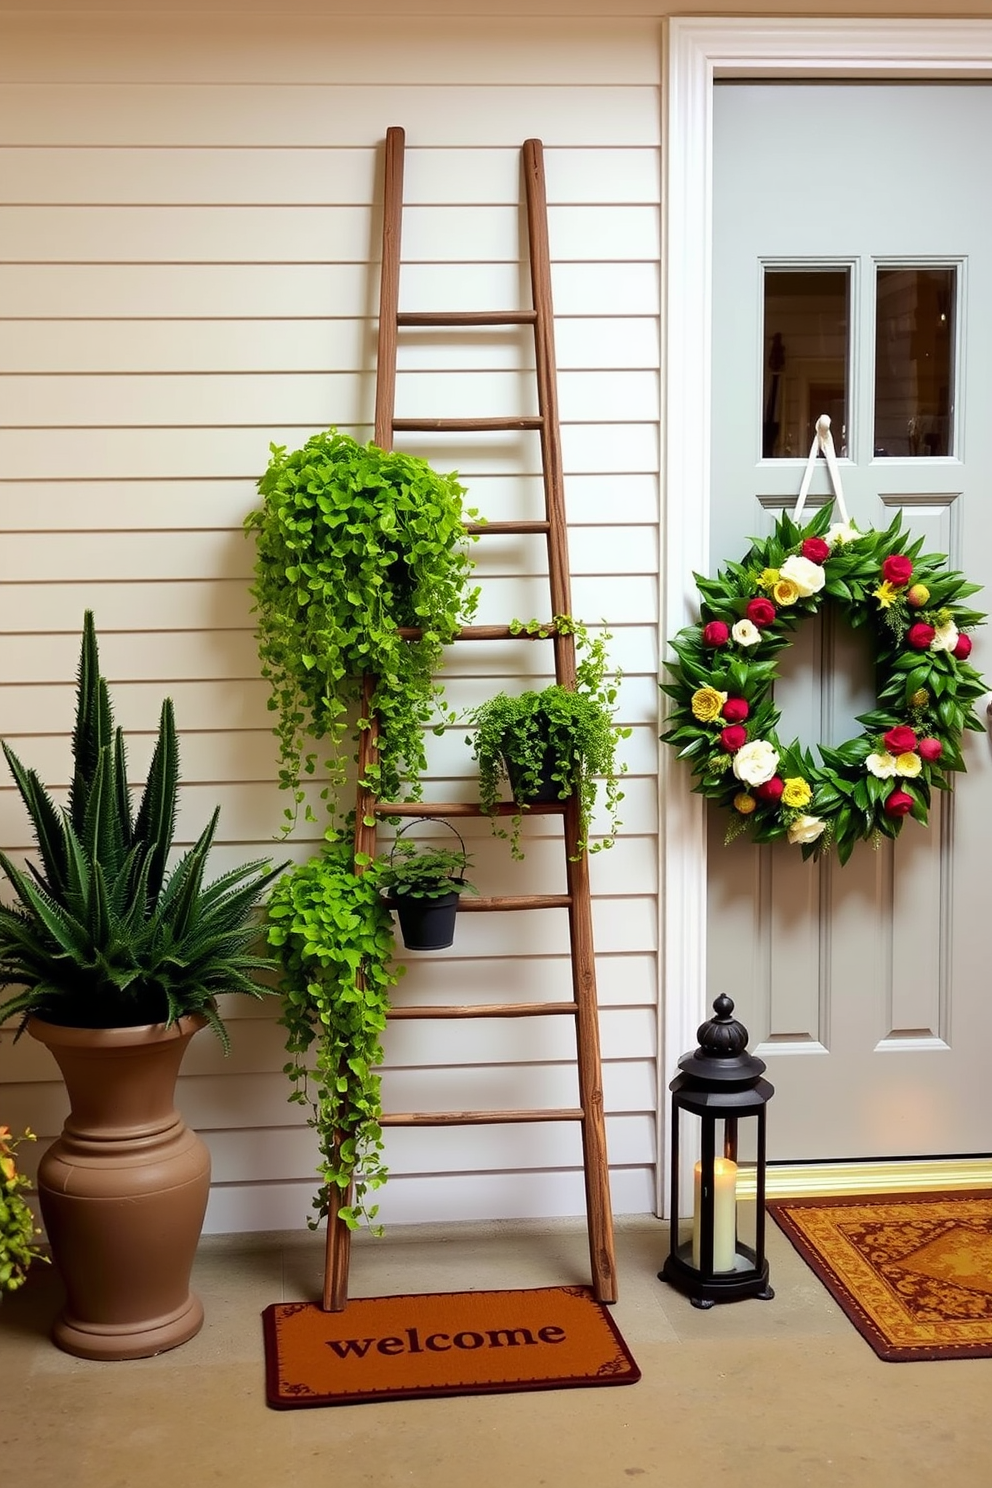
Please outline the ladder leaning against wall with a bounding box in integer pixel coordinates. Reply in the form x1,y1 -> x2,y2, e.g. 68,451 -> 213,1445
322,126 -> 618,1312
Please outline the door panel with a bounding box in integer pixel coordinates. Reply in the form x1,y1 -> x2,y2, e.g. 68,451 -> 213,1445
710,83 -> 992,1160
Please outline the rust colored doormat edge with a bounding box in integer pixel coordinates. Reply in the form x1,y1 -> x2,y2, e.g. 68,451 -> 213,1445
768,1189 -> 992,1362
262,1283 -> 640,1408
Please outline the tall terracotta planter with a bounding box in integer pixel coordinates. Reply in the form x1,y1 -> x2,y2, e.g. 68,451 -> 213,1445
28,1014 -> 211,1361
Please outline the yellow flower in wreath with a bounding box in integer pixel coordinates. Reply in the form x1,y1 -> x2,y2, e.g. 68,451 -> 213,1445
733,792 -> 756,815
690,686 -> 728,723
873,580 -> 900,610
781,777 -> 812,809
772,577 -> 801,606
757,567 -> 780,591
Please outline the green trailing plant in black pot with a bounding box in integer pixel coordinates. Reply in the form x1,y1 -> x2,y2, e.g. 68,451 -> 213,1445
378,822 -> 479,951
244,428 -> 481,828
264,836 -> 401,1232
467,618 -> 630,860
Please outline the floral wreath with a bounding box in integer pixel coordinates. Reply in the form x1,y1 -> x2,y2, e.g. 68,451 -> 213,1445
661,500 -> 987,863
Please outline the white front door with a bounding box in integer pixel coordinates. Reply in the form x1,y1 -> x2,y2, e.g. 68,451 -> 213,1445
707,82 -> 992,1161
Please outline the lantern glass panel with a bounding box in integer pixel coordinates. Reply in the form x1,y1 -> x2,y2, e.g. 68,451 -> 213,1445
673,1105 -> 765,1280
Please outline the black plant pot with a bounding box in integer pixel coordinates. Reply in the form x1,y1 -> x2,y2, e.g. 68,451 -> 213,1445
392,890 -> 460,951
505,748 -> 574,805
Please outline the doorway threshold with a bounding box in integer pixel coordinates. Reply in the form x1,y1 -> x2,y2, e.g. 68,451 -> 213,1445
738,1157 -> 992,1199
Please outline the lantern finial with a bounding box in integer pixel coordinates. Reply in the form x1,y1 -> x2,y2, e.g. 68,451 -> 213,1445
695,994 -> 749,1060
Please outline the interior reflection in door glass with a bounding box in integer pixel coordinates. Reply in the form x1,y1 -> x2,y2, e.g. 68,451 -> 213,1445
874,267 -> 955,458
762,269 -> 848,458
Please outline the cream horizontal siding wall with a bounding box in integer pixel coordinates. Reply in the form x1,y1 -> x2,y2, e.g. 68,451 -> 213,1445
0,11 -> 662,1234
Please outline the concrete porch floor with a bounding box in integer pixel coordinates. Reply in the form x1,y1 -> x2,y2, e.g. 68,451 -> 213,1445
2,1213 -> 989,1488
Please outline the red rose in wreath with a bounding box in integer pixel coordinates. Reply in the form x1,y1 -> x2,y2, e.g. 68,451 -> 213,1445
907,622 -> 936,650
882,554 -> 913,586
722,698 -> 749,723
702,621 -> 729,647
883,726 -> 917,755
801,537 -> 830,564
884,790 -> 914,818
720,725 -> 747,753
954,633 -> 973,660
745,597 -> 776,628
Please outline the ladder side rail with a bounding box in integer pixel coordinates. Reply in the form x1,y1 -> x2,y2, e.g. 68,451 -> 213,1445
523,138 -> 574,683
524,138 -> 618,1304
323,127 -> 406,1312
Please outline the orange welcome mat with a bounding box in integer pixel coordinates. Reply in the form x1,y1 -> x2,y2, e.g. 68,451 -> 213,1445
261,1285 -> 640,1408
768,1189 -> 992,1362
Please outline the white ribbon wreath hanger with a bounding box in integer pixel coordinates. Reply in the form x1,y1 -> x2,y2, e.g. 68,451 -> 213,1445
793,413 -> 851,527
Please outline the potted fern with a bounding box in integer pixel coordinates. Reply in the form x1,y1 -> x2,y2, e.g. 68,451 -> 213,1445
244,428 -> 480,824
0,612 -> 286,1358
467,620 -> 630,859
378,823 -> 478,951
0,1126 -> 48,1297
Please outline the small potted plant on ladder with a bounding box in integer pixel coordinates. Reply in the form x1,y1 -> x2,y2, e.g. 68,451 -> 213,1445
377,822 -> 478,951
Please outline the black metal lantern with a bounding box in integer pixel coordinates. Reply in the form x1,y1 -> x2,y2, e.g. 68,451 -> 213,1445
659,994 -> 775,1308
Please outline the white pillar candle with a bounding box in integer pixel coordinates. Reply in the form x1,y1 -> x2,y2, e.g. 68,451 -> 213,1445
691,1156 -> 738,1272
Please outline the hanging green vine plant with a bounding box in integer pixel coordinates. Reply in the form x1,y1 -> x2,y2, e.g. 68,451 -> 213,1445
264,836 -> 402,1232
245,429 -> 480,827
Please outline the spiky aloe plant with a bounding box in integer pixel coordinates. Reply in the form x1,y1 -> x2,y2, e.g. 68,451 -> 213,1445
0,612 -> 286,1047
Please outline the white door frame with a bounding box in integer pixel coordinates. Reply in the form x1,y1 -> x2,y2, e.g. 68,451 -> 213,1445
659,17 -> 992,1210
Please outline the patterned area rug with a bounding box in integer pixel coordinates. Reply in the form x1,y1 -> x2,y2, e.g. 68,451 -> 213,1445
768,1190 -> 992,1361
261,1284 -> 640,1408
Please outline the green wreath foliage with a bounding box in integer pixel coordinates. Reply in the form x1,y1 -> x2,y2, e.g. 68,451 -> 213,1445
661,504 -> 987,863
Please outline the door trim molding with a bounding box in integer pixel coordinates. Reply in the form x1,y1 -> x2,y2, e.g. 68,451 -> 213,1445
659,18 -> 992,1214
740,1158 -> 992,1201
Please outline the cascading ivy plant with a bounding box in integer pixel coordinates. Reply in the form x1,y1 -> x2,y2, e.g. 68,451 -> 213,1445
244,429 -> 480,828
466,617 -> 630,860
264,837 -> 402,1232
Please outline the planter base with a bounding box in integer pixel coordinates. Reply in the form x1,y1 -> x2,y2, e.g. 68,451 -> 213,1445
53,1291 -> 204,1361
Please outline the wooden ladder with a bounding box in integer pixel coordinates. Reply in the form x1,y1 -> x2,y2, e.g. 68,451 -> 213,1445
322,125 -> 618,1311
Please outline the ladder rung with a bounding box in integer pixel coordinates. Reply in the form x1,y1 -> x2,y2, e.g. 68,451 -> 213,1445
397,311 -> 538,327
387,1001 -> 579,1020
459,895 -> 570,912
380,1108 -> 585,1127
373,800 -> 566,819
397,623 -> 556,641
465,520 -> 551,535
392,416 -> 542,432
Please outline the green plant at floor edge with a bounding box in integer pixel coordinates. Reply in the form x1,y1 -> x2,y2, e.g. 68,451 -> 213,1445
264,836 -> 402,1231
0,1126 -> 49,1294
0,612 -> 288,1048
466,618 -> 630,860
244,429 -> 481,830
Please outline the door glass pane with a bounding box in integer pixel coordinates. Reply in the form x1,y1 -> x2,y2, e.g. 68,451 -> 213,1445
874,267 -> 955,458
762,269 -> 849,458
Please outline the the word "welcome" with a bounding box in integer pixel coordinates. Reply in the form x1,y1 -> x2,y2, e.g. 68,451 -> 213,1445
327,1325 -> 567,1359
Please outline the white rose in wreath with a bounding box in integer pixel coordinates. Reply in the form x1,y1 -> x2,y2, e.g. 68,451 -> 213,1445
826,519 -> 860,547
787,814 -> 826,846
779,554 -> 827,598
731,619 -> 762,647
732,739 -> 780,787
866,751 -> 898,779
930,619 -> 959,653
